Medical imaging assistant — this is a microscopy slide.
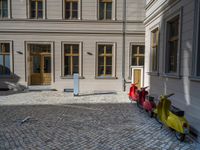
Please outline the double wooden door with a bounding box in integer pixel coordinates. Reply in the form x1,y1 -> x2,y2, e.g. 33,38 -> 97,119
30,53 -> 51,85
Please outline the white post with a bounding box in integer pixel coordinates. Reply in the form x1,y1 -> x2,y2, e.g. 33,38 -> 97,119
73,73 -> 79,96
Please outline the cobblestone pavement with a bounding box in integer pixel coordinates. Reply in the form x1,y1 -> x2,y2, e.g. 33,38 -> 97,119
0,92 -> 199,150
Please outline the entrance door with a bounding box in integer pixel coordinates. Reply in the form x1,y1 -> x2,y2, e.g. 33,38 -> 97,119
29,44 -> 51,85
131,67 -> 143,89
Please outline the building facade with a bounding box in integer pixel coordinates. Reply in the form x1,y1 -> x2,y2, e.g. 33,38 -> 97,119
0,0 -> 145,92
145,0 -> 200,140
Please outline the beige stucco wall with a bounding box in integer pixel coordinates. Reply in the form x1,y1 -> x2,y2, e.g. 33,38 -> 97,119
0,0 -> 145,93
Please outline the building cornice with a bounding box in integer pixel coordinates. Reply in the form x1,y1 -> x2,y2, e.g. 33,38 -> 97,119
0,19 -> 144,24
144,0 -> 181,26
0,29 -> 145,35
145,0 -> 158,10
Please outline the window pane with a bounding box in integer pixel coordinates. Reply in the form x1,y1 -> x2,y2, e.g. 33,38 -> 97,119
132,45 -> 138,55
169,18 -> 179,37
65,10 -> 70,19
132,57 -> 137,66
106,45 -> 112,54
106,56 -> 112,65
72,45 -> 79,54
106,2 -> 112,19
31,1 -> 36,9
197,49 -> 200,76
73,66 -> 79,74
98,56 -> 104,66
38,10 -> 43,18
64,56 -> 71,75
139,46 -> 145,54
65,2 -> 70,10
99,2 -> 104,20
65,2 -> 70,19
4,55 -> 10,75
64,45 -> 71,54
106,66 -> 112,75
0,55 -> 3,75
98,45 -> 104,55
168,41 -> 178,72
38,1 -> 43,10
73,56 -> 79,66
152,47 -> 157,71
98,66 -> 104,76
31,11 -> 36,18
33,56 -> 41,73
72,2 -> 78,11
139,57 -> 144,66
72,10 -> 78,19
44,57 -> 51,73
2,0 -> 8,17
4,43 -> 10,53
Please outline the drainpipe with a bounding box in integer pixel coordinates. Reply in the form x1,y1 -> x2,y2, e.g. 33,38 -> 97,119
122,0 -> 126,91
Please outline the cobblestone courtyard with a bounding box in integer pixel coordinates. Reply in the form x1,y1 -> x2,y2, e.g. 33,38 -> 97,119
0,91 -> 199,150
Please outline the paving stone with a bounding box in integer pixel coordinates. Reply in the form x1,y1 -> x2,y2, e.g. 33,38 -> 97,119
0,92 -> 198,149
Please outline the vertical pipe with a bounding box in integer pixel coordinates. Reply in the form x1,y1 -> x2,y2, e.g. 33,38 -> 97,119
122,0 -> 126,91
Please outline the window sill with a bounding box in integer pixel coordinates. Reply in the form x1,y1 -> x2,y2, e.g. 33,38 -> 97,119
189,76 -> 200,82
160,73 -> 181,79
60,76 -> 85,79
63,18 -> 80,21
95,76 -> 118,79
147,72 -> 159,76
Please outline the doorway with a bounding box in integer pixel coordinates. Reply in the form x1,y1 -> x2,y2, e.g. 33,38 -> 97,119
29,44 -> 51,85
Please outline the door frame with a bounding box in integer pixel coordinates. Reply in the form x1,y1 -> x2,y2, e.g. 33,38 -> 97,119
25,41 -> 54,86
131,66 -> 144,88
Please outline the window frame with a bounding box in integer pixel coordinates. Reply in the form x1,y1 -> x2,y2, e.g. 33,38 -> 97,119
97,0 -> 116,21
0,0 -> 11,19
0,41 -> 13,78
27,0 -> 46,19
96,42 -> 116,79
61,41 -> 83,78
150,27 -> 159,74
63,0 -> 81,20
191,0 -> 200,81
163,9 -> 182,78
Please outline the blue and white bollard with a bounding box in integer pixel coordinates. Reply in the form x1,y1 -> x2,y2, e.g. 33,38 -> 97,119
73,73 -> 79,96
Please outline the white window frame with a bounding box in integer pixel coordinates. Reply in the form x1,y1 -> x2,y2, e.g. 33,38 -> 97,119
97,0 -> 116,20
192,0 -> 200,80
0,40 -> 13,77
27,0 -> 46,19
61,41 -> 83,78
0,0 -> 11,19
62,0 -> 81,20
163,8 -> 182,78
96,42 -> 116,79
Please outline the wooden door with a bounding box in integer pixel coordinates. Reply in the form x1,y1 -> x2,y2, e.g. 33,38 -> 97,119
30,54 -> 51,85
131,67 -> 143,89
133,69 -> 141,89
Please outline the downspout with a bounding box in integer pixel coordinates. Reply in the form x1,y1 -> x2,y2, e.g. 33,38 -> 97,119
122,0 -> 126,91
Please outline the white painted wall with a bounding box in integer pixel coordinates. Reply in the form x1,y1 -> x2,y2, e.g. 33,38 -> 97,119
145,0 -> 200,140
